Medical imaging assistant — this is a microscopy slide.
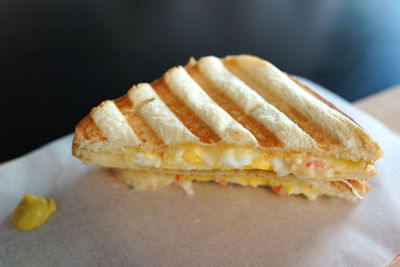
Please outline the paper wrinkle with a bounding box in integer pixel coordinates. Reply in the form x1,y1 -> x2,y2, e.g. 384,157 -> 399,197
0,77 -> 399,266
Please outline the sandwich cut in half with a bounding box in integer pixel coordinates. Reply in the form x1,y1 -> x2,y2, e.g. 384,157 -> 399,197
72,55 -> 383,199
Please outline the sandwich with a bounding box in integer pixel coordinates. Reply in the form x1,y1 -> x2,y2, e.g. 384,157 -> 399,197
72,55 -> 383,199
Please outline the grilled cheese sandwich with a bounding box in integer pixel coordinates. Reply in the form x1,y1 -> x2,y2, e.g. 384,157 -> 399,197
72,55 -> 383,199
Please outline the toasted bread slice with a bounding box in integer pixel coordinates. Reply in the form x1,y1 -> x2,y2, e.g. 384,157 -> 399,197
72,55 -> 383,199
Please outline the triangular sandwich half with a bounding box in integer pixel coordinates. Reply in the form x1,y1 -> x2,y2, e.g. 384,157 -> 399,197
72,55 -> 383,199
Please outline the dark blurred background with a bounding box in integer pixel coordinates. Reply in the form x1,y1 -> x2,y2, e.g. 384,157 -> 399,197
1,0 -> 400,163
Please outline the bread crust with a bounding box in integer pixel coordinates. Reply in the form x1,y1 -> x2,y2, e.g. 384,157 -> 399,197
73,55 -> 383,167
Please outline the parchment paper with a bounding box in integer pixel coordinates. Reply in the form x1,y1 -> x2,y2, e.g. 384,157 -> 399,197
1,78 -> 399,267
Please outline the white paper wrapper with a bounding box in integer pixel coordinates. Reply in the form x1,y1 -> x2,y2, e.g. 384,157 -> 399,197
1,78 -> 399,267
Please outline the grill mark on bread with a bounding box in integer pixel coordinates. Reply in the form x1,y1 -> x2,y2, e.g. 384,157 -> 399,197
287,106 -> 337,147
73,55 -> 382,166
223,58 -> 340,151
114,95 -> 164,146
186,65 -> 282,148
76,115 -> 107,142
151,77 -> 221,144
288,75 -> 363,129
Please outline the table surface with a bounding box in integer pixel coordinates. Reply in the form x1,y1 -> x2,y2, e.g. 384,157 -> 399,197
354,85 -> 400,267
354,85 -> 400,134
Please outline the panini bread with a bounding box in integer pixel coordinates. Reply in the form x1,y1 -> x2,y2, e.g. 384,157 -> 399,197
72,55 -> 383,199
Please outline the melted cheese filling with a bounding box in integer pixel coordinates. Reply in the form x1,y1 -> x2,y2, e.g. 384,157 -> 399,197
119,170 -> 362,200
91,144 -> 367,180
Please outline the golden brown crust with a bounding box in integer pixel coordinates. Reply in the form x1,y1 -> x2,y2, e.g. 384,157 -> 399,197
186,64 -> 283,148
75,114 -> 107,143
151,77 -> 221,144
287,74 -> 383,160
72,113 -> 107,158
288,75 -> 362,128
114,94 -> 164,146
222,57 -> 340,151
